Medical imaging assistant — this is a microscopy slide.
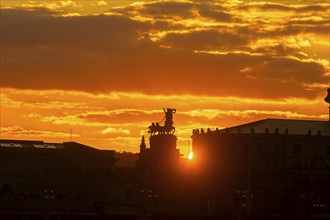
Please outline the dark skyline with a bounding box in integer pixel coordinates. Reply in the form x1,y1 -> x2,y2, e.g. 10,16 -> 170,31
1,113 -> 329,219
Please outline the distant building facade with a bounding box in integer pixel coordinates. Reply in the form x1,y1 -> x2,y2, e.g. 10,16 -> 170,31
192,119 -> 330,218
0,140 -> 123,217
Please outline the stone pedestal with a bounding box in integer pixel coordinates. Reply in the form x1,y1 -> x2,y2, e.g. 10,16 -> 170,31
138,134 -> 180,189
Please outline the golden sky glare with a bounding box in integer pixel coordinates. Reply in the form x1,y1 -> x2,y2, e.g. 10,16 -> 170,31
1,0 -> 329,155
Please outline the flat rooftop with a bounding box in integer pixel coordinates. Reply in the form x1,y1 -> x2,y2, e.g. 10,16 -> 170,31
220,118 -> 330,136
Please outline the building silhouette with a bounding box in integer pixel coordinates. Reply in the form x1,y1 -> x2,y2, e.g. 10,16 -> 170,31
137,134 -> 183,214
138,108 -> 180,190
0,140 -> 131,218
192,119 -> 330,217
137,135 -> 180,188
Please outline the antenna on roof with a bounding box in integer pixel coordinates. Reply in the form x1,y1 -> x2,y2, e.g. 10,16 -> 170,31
70,129 -> 72,142
325,88 -> 330,122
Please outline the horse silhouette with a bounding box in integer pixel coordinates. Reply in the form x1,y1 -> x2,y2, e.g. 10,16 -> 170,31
148,123 -> 175,135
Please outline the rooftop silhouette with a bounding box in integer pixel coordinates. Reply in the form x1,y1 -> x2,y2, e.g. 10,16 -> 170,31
1,106 -> 330,219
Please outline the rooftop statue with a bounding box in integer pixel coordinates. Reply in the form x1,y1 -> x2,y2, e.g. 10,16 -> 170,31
148,108 -> 176,136
325,88 -> 330,122
325,88 -> 330,104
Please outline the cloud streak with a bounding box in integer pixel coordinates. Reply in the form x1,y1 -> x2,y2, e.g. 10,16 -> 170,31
1,1 -> 328,98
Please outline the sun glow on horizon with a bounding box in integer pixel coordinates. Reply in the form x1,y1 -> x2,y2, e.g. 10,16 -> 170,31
188,152 -> 193,160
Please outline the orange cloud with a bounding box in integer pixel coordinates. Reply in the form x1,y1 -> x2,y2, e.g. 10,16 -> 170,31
2,2 -> 328,99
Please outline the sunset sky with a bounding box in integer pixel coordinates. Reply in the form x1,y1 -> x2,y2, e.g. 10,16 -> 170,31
1,0 -> 329,155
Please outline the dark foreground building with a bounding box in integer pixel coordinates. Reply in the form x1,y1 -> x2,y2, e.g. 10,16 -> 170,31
0,140 -> 138,219
192,119 -> 330,218
136,134 -> 185,215
137,135 -> 180,187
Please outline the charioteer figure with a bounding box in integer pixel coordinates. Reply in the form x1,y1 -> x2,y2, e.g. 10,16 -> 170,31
164,108 -> 176,127
148,108 -> 176,136
325,88 -> 330,122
